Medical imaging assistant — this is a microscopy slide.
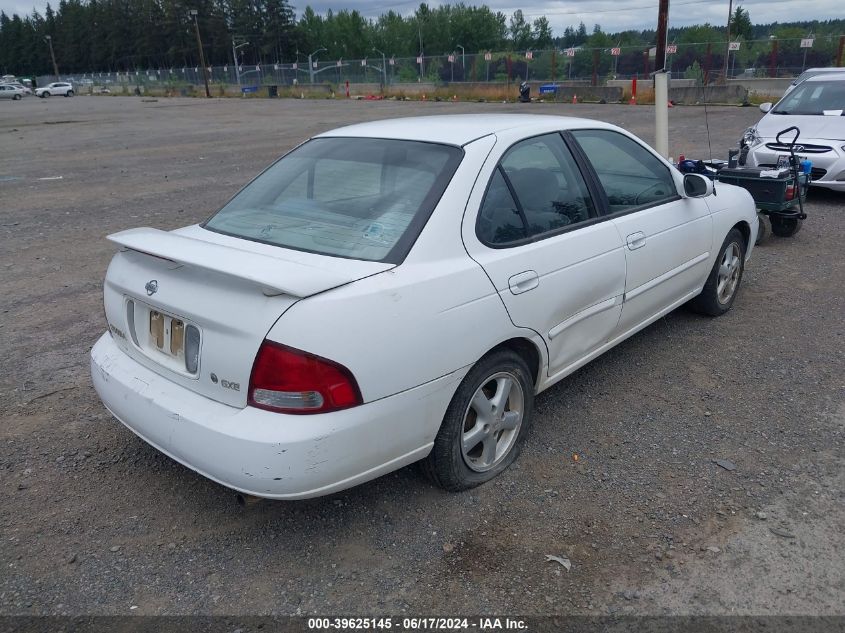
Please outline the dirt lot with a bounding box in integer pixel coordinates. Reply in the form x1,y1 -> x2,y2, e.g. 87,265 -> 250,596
1,96 -> 843,620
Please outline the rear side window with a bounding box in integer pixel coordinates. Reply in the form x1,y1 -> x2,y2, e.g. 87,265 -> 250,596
571,129 -> 677,213
204,137 -> 462,263
477,133 -> 597,246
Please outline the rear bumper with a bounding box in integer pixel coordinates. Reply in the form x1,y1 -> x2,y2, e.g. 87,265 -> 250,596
91,333 -> 463,499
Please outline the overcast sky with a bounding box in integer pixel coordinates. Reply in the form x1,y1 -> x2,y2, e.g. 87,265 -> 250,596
0,0 -> 840,34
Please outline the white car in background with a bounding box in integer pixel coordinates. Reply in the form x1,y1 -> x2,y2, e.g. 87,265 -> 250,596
2,82 -> 32,95
783,67 -> 845,96
91,114 -> 757,500
744,74 -> 845,191
35,82 -> 74,97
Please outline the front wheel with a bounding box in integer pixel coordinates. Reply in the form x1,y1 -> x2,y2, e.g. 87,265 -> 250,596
689,228 -> 746,317
42,91 -> 50,98
65,90 -> 74,97
422,349 -> 534,491
770,215 -> 802,238
13,94 -> 21,100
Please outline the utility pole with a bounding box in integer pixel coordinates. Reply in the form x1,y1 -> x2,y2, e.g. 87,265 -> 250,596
44,35 -> 59,81
189,10 -> 211,98
654,0 -> 670,159
722,0 -> 733,83
769,35 -> 778,78
457,44 -> 465,80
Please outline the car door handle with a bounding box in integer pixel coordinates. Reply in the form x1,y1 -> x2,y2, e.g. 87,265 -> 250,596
626,231 -> 647,250
508,270 -> 539,295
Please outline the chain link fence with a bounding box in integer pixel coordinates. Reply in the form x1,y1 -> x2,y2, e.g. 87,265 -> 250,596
37,37 -> 843,94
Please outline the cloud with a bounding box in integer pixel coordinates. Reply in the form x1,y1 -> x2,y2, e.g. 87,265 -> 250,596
1,0 -> 841,34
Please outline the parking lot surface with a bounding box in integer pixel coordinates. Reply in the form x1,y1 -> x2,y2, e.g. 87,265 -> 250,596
1,97 -> 843,617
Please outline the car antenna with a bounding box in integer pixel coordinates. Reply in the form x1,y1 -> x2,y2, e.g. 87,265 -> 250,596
702,71 -> 717,195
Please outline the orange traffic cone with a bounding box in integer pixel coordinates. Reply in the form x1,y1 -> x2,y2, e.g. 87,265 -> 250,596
629,95 -> 636,105
422,93 -> 426,101
572,94 -> 578,104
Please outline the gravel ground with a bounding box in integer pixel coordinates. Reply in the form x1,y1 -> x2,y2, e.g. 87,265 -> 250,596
1,97 -> 843,619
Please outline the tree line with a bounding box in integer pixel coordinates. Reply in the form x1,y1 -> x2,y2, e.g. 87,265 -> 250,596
0,0 -> 843,78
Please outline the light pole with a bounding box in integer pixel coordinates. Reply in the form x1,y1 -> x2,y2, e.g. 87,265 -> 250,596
418,21 -> 424,80
801,32 -> 813,72
232,39 -> 249,87
44,35 -> 59,80
769,34 -> 778,78
722,0 -> 733,83
448,52 -> 454,82
373,47 -> 387,87
308,47 -> 326,84
457,44 -> 465,80
189,10 -> 210,98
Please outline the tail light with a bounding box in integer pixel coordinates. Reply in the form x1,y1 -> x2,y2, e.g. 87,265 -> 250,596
248,340 -> 362,414
785,183 -> 797,200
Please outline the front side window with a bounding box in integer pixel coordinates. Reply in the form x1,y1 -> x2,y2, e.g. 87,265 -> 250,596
571,129 -> 678,213
477,133 -> 597,246
204,137 -> 462,263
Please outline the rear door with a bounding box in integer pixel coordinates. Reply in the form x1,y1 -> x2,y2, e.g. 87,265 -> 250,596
463,132 -> 626,378
569,129 -> 712,334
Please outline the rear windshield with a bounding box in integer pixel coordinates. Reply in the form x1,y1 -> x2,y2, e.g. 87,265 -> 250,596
204,137 -> 463,263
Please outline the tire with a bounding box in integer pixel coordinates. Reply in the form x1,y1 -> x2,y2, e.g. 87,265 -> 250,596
65,90 -> 74,97
755,213 -> 768,245
13,94 -> 21,100
770,215 -> 802,238
42,91 -> 51,98
689,228 -> 746,317
422,349 -> 534,491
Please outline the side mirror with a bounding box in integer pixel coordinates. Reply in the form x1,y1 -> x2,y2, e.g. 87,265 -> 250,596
683,173 -> 714,198
759,102 -> 772,113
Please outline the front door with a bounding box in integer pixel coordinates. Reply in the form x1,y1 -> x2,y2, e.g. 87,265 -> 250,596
569,128 -> 712,334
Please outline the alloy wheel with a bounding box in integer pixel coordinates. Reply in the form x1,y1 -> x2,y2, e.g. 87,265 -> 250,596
460,372 -> 524,472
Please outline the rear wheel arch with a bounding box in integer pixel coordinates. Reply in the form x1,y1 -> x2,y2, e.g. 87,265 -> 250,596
482,337 -> 542,389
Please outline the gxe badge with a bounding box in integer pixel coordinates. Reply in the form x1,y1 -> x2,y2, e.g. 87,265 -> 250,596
145,279 -> 158,296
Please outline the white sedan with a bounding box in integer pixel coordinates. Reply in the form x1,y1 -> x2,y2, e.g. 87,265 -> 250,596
35,82 -> 74,97
0,84 -> 26,100
744,74 -> 845,192
90,114 -> 757,500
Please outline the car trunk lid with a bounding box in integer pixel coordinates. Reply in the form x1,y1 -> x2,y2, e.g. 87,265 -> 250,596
102,225 -> 392,407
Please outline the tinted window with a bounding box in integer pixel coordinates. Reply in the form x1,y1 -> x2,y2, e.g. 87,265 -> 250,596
572,129 -> 677,212
477,133 -> 597,245
204,137 -> 462,263
477,169 -> 526,244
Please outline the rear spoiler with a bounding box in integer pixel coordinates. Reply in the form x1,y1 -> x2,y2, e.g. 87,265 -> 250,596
107,227 -> 373,297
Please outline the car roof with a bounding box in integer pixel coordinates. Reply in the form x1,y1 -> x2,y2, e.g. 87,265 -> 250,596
804,73 -> 845,83
315,114 -> 618,146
